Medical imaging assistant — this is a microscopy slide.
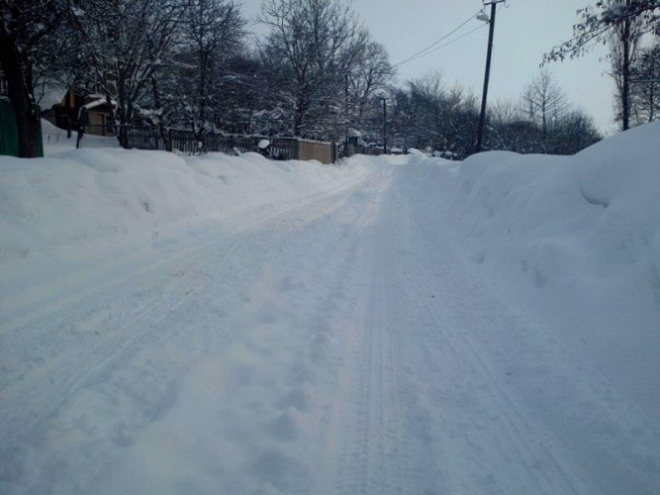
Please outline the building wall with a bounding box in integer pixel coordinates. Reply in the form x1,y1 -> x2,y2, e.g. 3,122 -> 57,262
87,111 -> 110,135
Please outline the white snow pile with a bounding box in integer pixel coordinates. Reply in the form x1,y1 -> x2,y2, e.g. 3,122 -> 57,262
408,121 -> 660,412
0,142 -> 369,300
41,118 -> 122,152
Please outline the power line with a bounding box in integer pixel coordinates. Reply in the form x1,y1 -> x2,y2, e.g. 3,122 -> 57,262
416,23 -> 488,60
393,3 -> 508,69
392,10 -> 482,69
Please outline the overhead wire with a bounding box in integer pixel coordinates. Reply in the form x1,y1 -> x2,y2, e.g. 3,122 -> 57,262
392,10 -> 482,68
393,3 -> 508,69
416,23 -> 488,60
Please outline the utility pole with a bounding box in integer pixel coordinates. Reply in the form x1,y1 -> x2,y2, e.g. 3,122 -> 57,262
381,97 -> 387,155
476,0 -> 505,153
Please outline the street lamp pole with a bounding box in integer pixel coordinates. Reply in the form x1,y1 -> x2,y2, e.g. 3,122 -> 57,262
476,0 -> 505,153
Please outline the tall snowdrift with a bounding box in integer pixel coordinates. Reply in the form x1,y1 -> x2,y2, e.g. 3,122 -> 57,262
411,122 -> 660,412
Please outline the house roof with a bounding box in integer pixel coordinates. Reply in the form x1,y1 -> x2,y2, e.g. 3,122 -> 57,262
83,98 -> 112,111
34,84 -> 119,112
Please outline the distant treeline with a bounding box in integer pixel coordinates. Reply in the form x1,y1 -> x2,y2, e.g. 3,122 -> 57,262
2,0 -> 658,157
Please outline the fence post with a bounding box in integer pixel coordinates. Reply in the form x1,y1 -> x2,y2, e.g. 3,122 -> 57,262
120,126 -> 128,149
166,128 -> 173,152
293,140 -> 300,161
76,119 -> 84,149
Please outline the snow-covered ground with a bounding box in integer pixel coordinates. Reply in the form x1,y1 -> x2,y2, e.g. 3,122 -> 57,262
1,123 -> 659,494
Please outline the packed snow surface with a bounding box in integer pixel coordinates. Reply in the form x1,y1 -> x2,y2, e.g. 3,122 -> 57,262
1,123 -> 660,494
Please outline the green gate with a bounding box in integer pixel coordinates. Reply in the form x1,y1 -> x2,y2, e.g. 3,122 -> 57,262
0,99 -> 44,158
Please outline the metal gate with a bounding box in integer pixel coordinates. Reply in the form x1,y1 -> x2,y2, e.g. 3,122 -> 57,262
0,99 -> 44,158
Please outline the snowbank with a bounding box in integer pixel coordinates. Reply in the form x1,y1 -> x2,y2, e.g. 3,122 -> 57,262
408,122 -> 660,412
41,119 -> 121,153
0,145 -> 369,301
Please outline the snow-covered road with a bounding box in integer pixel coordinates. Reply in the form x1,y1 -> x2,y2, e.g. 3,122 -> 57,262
2,157 -> 659,494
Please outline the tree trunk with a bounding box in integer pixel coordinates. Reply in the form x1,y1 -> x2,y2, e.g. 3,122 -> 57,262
649,56 -> 656,123
294,93 -> 306,137
0,34 -> 41,158
622,22 -> 631,131
542,105 -> 547,141
650,83 -> 656,122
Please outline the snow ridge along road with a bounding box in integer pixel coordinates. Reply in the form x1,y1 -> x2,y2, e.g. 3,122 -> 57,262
2,153 -> 659,494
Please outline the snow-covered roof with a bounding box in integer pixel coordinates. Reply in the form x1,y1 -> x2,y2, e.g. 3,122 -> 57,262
83,98 -> 117,111
83,99 -> 108,110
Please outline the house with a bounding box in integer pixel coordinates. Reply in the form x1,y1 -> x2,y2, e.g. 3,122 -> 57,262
76,94 -> 117,136
40,86 -> 118,137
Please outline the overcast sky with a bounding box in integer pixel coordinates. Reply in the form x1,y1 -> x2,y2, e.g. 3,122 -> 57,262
240,0 -> 618,135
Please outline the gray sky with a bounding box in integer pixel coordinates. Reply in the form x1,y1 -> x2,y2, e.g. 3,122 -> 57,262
241,0 -> 617,135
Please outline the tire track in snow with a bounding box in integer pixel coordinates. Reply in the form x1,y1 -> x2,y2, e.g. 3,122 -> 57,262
0,170 -> 379,495
390,165 -> 585,495
80,169 -> 389,495
326,164 -> 584,494
326,169 -> 425,495
413,276 -> 581,494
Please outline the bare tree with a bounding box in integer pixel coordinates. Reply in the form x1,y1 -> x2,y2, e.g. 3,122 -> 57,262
630,40 -> 660,124
489,99 -> 532,151
347,40 -> 394,128
607,0 -> 645,130
172,0 -> 247,136
555,109 -> 602,154
520,69 -> 571,141
364,73 -> 599,157
76,0 -> 187,129
490,98 -> 520,126
382,73 -> 480,157
407,72 -> 445,148
258,0 -> 366,138
545,0 -> 659,62
545,0 -> 653,131
385,86 -> 419,151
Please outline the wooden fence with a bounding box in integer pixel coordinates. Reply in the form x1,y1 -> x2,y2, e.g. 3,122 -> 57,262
77,124 -> 337,164
299,140 -> 335,163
